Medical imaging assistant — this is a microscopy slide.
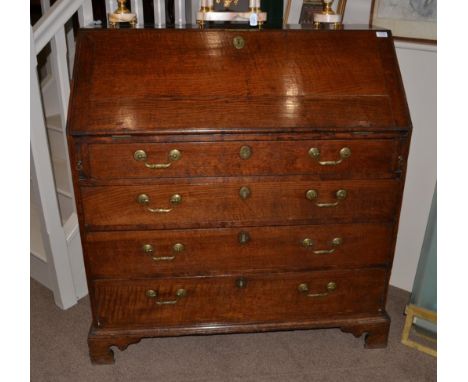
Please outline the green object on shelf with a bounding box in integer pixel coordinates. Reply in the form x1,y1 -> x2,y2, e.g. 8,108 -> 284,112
261,0 -> 284,28
411,186 -> 437,333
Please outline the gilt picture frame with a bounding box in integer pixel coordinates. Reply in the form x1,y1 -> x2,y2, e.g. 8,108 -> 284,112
370,0 -> 437,43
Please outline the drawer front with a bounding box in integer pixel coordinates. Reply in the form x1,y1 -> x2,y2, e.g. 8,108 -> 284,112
81,179 -> 400,230
94,269 -> 386,328
87,140 -> 399,180
86,224 -> 393,278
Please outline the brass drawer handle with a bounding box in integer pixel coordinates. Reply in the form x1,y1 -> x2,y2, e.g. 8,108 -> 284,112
146,288 -> 187,305
308,147 -> 351,166
305,189 -> 347,207
142,244 -> 175,261
134,149 -> 181,169
298,281 -> 337,297
142,244 -> 154,253
151,255 -> 175,261
301,237 -> 343,254
172,243 -> 185,253
137,193 -> 182,213
142,243 -> 184,261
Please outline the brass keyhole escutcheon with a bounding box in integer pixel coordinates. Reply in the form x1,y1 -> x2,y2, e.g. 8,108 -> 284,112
239,145 -> 252,160
233,36 -> 245,49
238,231 -> 251,245
236,277 -> 247,289
168,149 -> 182,162
239,186 -> 251,200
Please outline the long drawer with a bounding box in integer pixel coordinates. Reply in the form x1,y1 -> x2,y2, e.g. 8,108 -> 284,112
86,140 -> 399,180
93,268 -> 386,328
81,179 -> 400,230
86,223 -> 393,278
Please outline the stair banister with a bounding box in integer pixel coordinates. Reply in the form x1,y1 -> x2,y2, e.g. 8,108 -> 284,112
31,0 -> 93,309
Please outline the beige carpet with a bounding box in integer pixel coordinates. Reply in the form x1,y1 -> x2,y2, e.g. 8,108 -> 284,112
30,279 -> 436,381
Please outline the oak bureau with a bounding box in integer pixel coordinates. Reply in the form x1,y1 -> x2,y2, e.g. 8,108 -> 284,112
67,27 -> 411,364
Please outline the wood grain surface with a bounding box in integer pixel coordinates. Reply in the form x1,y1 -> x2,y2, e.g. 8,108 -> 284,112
85,223 -> 393,278
81,178 -> 401,230
66,28 -> 412,362
87,139 -> 399,180
93,268 -> 387,328
68,29 -> 411,135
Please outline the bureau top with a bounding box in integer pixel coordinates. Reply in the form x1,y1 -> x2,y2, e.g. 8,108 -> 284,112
68,28 -> 410,136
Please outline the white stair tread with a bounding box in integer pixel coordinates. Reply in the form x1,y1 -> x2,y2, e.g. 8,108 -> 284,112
52,157 -> 72,196
30,195 -> 48,262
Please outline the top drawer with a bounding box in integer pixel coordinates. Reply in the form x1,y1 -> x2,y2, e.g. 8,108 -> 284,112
86,140 -> 400,180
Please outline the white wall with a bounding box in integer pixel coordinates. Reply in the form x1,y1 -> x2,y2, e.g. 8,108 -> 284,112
391,42 -> 436,291
344,0 -> 437,291
288,0 -> 437,291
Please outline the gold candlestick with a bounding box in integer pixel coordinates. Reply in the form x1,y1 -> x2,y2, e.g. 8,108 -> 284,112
109,0 -> 137,28
216,0 -> 239,9
313,0 -> 345,30
116,0 -> 130,14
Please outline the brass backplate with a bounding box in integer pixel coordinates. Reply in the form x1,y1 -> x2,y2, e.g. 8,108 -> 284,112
233,36 -> 245,49
239,145 -> 252,159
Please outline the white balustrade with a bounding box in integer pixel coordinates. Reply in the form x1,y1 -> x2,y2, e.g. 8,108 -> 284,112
31,0 -> 195,309
154,0 -> 166,27
31,0 -> 94,309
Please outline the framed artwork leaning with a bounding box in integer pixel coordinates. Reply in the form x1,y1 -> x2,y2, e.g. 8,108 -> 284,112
299,0 -> 323,24
370,0 -> 436,42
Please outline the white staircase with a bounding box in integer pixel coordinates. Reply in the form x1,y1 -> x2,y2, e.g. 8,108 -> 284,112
30,0 -> 195,310
30,0 -> 200,309
30,0 -> 94,309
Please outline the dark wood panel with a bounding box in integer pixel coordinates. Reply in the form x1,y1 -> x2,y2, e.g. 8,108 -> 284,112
94,269 -> 386,328
87,139 -> 399,180
85,223 -> 393,278
65,28 -> 412,361
70,95 -> 395,136
81,178 -> 401,230
84,30 -> 387,98
68,29 -> 410,135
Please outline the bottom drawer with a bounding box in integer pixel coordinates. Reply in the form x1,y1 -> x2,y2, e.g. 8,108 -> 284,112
94,269 -> 386,328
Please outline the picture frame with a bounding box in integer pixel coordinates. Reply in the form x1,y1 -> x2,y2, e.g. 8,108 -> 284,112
370,0 -> 437,43
298,0 -> 323,24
